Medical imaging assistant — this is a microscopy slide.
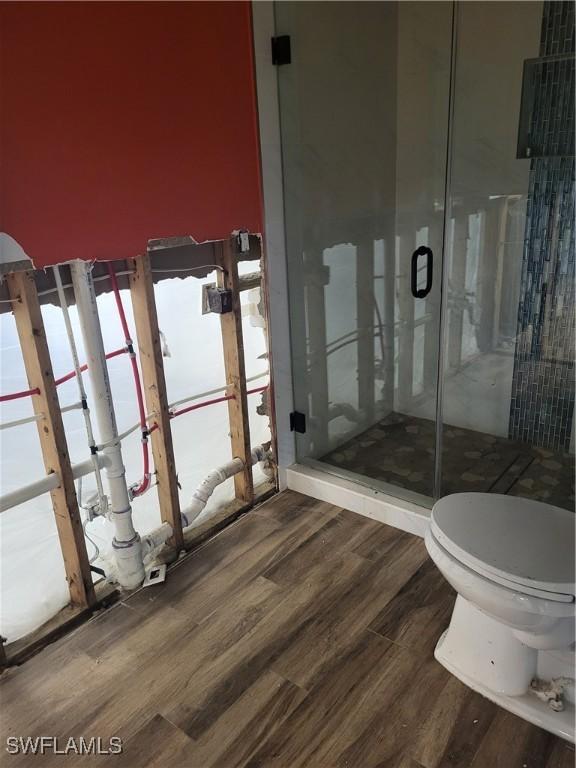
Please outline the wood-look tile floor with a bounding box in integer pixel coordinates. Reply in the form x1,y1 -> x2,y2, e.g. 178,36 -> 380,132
1,491 -> 573,768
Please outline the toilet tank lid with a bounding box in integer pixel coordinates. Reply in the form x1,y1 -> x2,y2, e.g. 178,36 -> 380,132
431,493 -> 575,596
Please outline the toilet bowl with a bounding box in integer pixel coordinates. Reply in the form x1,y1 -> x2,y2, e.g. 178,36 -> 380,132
425,492 -> 575,741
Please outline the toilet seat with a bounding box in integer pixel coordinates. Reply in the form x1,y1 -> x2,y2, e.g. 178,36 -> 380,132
430,493 -> 575,603
427,526 -> 574,604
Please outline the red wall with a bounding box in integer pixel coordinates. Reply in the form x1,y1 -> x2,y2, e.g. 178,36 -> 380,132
0,2 -> 263,267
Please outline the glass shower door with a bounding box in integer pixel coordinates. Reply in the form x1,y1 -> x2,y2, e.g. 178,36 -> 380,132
276,1 -> 454,506
438,1 -> 575,511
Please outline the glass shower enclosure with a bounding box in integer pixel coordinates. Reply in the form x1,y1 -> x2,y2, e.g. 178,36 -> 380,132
277,1 -> 575,511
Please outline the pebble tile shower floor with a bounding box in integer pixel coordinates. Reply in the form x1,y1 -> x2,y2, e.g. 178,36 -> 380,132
323,412 -> 574,511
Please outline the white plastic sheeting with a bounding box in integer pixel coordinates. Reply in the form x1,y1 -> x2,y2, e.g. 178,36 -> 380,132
0,266 -> 271,642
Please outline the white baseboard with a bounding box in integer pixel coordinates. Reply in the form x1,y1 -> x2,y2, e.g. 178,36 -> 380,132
286,463 -> 430,538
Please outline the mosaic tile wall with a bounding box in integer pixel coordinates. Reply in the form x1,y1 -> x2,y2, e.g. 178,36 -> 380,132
509,1 -> 575,452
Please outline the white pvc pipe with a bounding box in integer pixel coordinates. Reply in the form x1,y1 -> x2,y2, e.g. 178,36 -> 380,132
0,454 -> 111,514
53,264 -> 108,515
141,521 -> 173,560
122,445 -> 273,563
0,475 -> 60,513
181,459 -> 244,527
0,412 -> 43,431
72,455 -> 112,481
0,401 -> 82,432
181,445 -> 271,528
70,260 -> 145,589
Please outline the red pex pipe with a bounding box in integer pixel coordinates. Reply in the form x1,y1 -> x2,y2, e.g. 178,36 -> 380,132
107,262 -> 150,497
0,386 -> 41,403
170,394 -> 234,420
54,347 -> 127,387
169,385 -> 268,420
0,380 -> 268,407
247,385 -> 268,396
0,348 -> 127,403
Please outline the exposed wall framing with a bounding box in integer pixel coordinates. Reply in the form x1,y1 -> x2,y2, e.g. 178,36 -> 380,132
217,238 -> 254,505
129,253 -> 184,552
6,271 -> 96,609
0,233 -> 277,666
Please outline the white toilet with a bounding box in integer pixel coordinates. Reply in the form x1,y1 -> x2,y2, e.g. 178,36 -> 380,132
425,492 -> 575,742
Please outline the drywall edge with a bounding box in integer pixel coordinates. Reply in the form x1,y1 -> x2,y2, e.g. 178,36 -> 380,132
251,1 -> 296,485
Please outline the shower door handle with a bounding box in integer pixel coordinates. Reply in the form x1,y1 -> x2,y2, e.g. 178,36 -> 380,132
411,246 -> 433,298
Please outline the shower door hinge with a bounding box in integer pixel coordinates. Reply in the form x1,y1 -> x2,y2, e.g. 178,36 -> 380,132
271,35 -> 291,66
290,411 -> 306,433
